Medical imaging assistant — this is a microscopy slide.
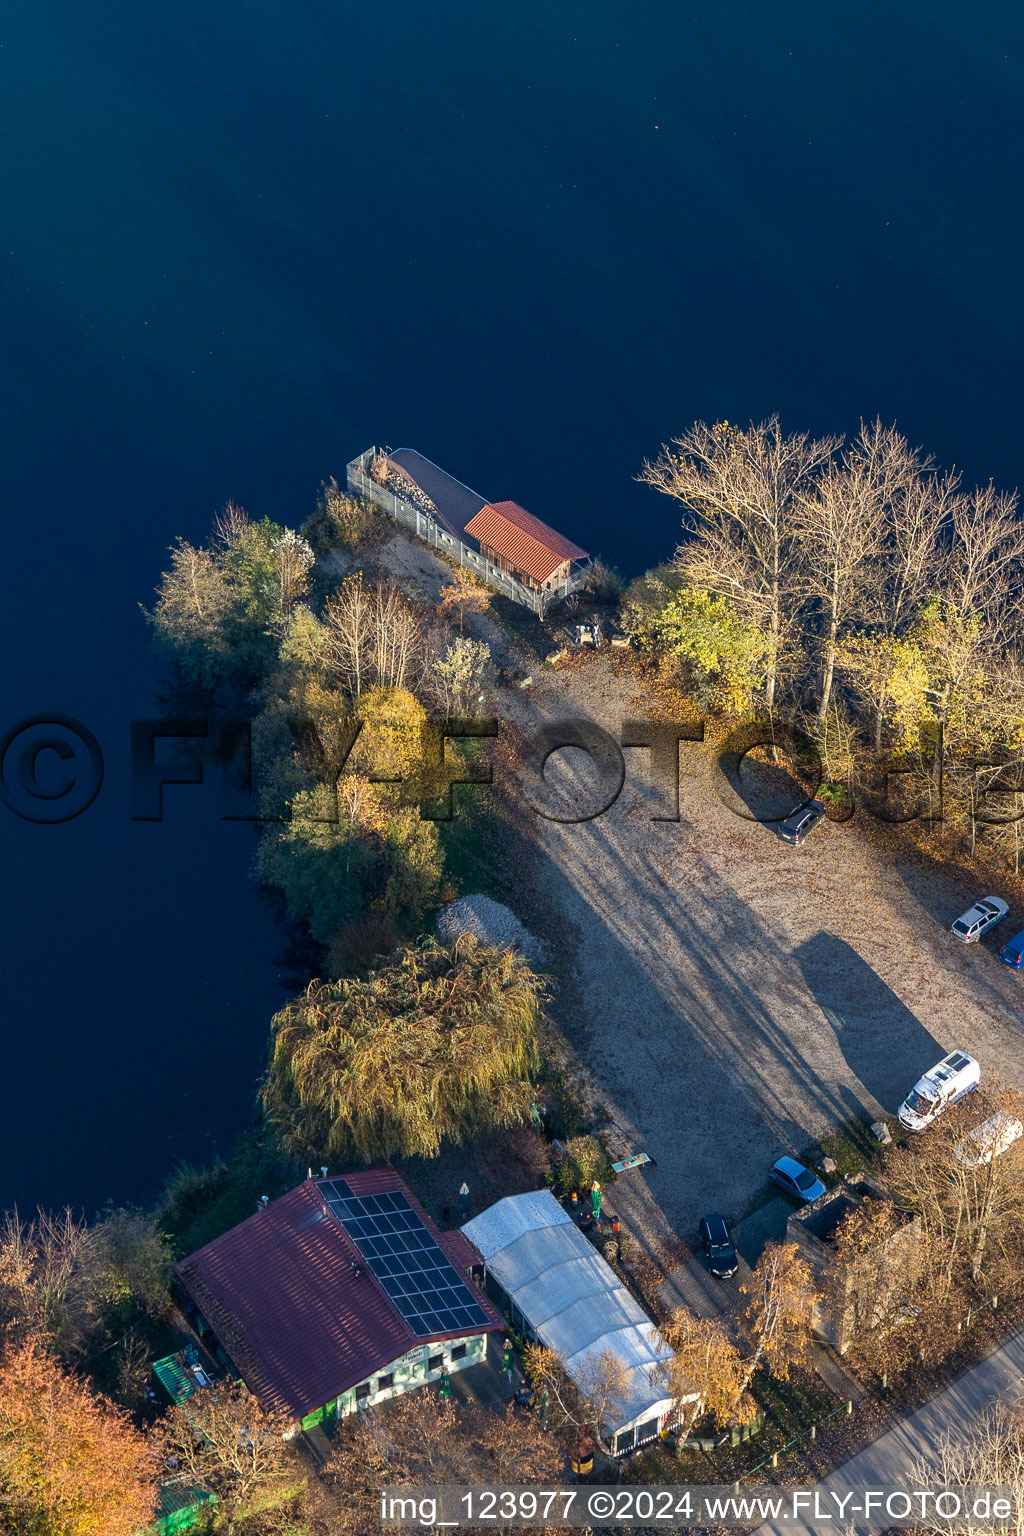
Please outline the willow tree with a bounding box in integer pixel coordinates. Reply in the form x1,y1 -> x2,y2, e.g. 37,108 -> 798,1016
262,937 -> 545,1161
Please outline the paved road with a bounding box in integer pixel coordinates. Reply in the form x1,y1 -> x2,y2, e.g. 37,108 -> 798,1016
754,1329 -> 1024,1535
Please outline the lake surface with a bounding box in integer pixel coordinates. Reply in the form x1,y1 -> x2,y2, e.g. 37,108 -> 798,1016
1,1 -> 1021,1211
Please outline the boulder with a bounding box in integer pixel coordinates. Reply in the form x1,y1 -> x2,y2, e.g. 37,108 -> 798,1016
871,1120 -> 892,1144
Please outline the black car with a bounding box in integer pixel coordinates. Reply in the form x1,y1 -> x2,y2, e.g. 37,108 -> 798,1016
699,1214 -> 738,1279
779,800 -> 827,845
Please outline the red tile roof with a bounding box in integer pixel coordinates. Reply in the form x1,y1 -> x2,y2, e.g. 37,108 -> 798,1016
464,501 -> 588,585
175,1170 -> 500,1422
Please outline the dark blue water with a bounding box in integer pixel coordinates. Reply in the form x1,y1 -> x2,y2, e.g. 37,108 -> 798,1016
1,1 -> 1021,1211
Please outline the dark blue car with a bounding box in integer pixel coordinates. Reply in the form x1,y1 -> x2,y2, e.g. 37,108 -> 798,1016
999,930 -> 1024,968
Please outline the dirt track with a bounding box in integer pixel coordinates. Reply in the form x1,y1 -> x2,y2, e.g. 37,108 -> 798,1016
493,654 -> 1024,1250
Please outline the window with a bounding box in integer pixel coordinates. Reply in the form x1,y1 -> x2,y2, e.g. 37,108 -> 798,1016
428,1353 -> 444,1373
376,1374 -> 394,1393
635,1416 -> 660,1446
614,1428 -> 635,1456
451,1344 -> 466,1362
355,1382 -> 371,1401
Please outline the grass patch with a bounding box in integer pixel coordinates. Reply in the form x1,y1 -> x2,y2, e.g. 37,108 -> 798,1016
486,593 -> 552,657
436,793 -> 513,905
747,1368 -> 838,1445
811,1114 -> 912,1183
625,1368 -> 841,1485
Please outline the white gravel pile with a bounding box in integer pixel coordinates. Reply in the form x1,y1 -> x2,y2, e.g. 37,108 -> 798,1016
436,893 -> 549,966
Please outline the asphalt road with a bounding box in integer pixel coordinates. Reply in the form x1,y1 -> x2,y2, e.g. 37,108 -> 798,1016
754,1328 -> 1024,1535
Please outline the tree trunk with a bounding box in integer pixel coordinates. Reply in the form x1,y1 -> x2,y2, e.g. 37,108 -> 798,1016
971,1164 -> 997,1283
817,608 -> 839,723
766,579 -> 780,711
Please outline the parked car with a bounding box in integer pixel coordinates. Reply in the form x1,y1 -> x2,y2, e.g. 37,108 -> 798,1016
768,1156 -> 827,1203
999,930 -> 1024,969
951,897 -> 1009,943
779,801 -> 827,845
897,1050 -> 980,1131
954,1110 -> 1024,1169
699,1214 -> 738,1279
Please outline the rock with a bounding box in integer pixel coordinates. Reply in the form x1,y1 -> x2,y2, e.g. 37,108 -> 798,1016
822,1156 -> 838,1174
871,1120 -> 892,1144
436,893 -> 549,965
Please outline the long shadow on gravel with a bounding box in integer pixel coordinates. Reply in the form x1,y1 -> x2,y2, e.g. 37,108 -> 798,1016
793,931 -> 944,1114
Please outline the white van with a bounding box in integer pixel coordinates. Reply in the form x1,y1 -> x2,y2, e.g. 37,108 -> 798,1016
954,1111 -> 1023,1168
897,1050 -> 980,1132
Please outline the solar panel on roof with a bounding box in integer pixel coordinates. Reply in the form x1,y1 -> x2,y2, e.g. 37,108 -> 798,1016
321,1187 -> 490,1338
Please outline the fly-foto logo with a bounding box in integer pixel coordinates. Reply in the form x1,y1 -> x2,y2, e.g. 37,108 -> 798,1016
1,711 -> 1017,828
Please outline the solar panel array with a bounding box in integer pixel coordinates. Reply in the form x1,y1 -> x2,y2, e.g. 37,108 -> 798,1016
320,1180 -> 491,1338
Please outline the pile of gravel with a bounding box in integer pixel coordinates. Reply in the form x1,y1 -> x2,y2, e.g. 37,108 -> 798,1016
436,893 -> 549,966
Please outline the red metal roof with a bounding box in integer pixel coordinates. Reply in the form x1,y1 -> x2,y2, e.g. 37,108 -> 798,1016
464,501 -> 588,584
175,1169 -> 501,1422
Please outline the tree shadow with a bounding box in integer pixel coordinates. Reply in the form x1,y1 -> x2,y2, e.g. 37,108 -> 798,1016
792,931 -> 944,1114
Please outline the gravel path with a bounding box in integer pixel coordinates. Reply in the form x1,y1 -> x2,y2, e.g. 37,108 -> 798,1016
494,655 -> 1024,1247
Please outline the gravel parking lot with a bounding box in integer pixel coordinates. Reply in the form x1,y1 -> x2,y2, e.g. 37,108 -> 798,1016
497,654 -> 1024,1256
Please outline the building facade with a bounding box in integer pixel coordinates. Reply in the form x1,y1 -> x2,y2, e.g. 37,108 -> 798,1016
176,1169 -> 502,1432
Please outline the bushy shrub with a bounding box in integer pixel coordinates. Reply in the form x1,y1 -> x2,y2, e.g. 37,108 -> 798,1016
303,477 -> 386,555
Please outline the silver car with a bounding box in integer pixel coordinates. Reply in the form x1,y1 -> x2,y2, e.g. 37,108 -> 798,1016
951,897 -> 1009,943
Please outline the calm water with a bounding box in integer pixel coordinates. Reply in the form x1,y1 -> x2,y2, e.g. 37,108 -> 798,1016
1,1 -> 1021,1211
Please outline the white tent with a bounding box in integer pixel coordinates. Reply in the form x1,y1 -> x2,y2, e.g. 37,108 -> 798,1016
462,1190 -> 677,1453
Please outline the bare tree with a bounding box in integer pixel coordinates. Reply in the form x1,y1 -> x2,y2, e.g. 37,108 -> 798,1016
323,573 -> 372,697
523,1343 -> 632,1456
211,499 -> 251,550
153,1379 -> 299,1536
949,483 -> 1024,640
911,1402 -> 1024,1536
884,1083 -> 1024,1296
794,423 -> 901,721
639,417 -> 838,709
913,483 -> 1024,744
324,576 -> 424,698
860,422 -> 956,637
0,1207 -> 99,1360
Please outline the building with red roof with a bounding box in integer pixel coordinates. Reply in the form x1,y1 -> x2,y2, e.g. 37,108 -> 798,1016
175,1169 -> 502,1430
464,500 -> 589,591
346,446 -> 591,612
